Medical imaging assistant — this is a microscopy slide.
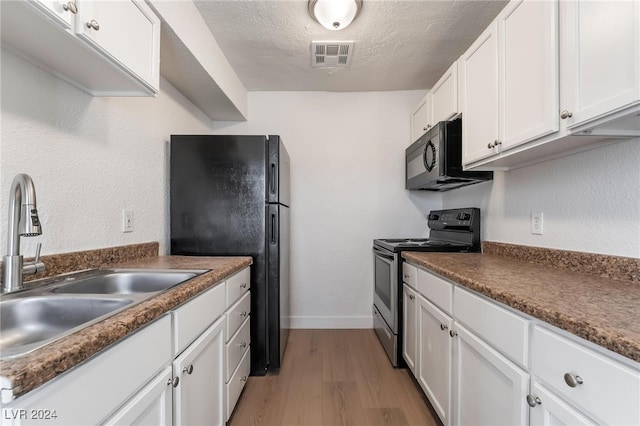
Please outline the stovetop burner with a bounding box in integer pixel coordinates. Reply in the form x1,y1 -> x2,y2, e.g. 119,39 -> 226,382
374,238 -> 470,252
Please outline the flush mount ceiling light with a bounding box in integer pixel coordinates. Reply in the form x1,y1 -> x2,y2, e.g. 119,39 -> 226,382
308,0 -> 363,31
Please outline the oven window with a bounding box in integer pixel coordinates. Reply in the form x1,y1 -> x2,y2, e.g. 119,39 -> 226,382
375,255 -> 392,309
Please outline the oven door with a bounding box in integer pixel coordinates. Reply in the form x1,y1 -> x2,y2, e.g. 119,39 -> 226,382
372,246 -> 398,333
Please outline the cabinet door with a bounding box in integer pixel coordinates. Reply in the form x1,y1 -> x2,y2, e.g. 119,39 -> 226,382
418,295 -> 453,426
30,0 -> 76,29
430,61 -> 459,124
561,0 -> 640,129
411,93 -> 431,142
453,324 -> 529,426
173,316 -> 225,426
103,366 -> 173,426
75,0 -> 160,90
499,0 -> 559,149
402,284 -> 418,374
528,381 -> 596,426
460,21 -> 500,165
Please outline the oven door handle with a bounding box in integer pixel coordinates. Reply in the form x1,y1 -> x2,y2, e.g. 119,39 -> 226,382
373,247 -> 394,261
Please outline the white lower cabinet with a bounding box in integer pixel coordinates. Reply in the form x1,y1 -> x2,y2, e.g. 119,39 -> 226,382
404,262 -> 640,426
402,284 -> 418,374
173,316 -> 225,426
0,315 -> 172,426
417,294 -> 453,425
103,366 -> 174,426
528,381 -> 595,426
453,324 -> 529,426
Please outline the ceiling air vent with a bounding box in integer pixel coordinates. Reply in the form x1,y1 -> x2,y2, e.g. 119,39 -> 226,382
311,41 -> 354,68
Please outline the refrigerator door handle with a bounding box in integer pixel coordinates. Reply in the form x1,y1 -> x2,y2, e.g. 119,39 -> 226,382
270,163 -> 277,195
271,213 -> 277,245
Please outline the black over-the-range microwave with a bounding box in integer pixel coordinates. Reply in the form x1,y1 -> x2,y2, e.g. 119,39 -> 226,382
405,117 -> 493,191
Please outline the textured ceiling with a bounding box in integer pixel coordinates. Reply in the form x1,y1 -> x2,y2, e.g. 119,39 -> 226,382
194,0 -> 508,92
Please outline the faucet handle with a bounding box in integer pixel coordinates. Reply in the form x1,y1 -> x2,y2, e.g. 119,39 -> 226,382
23,243 -> 45,275
34,242 -> 42,263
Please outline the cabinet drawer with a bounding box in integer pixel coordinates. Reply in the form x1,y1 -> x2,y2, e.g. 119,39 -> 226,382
532,326 -> 640,426
402,263 -> 417,289
173,282 -> 225,355
226,267 -> 250,307
226,290 -> 251,341
454,287 -> 529,368
226,347 -> 250,421
417,269 -> 452,314
226,317 -> 250,382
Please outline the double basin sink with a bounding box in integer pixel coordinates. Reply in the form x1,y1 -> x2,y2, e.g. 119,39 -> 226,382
0,269 -> 207,359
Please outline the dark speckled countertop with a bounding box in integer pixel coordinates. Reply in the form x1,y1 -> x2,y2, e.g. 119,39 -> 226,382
402,249 -> 640,364
0,254 -> 252,400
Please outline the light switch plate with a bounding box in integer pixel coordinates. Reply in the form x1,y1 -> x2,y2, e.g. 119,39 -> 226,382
123,210 -> 134,233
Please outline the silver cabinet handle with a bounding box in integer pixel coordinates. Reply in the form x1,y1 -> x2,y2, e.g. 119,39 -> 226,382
62,1 -> 77,14
409,294 -> 415,300
440,323 -> 448,331
239,341 -> 247,349
182,364 -> 194,375
449,330 -> 457,338
170,376 -> 179,387
564,373 -> 583,388
526,394 -> 542,407
560,110 -> 573,119
86,20 -> 100,31
240,375 -> 248,382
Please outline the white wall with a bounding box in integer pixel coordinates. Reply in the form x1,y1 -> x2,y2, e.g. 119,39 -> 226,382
443,139 -> 640,258
213,91 -> 440,328
0,48 -> 213,257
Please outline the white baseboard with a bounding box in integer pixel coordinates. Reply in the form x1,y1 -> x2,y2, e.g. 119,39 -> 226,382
288,316 -> 373,329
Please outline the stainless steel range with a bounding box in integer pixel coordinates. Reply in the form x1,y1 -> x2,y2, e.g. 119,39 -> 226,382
372,207 -> 482,366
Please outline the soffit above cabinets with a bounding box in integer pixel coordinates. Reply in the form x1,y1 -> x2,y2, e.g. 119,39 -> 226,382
147,0 -> 248,122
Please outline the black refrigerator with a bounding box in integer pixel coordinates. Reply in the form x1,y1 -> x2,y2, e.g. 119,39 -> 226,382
170,134 -> 290,376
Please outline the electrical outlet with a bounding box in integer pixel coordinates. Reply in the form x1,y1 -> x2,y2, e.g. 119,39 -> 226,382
530,212 -> 543,235
123,210 -> 134,233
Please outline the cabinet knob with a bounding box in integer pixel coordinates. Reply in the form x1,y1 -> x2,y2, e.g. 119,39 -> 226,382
403,274 -> 409,279
182,364 -> 194,375
240,311 -> 248,317
563,373 -> 583,388
239,341 -> 248,349
560,110 -> 573,119
526,394 -> 542,407
440,323 -> 448,331
240,283 -> 247,289
62,1 -> 77,14
487,142 -> 494,149
409,294 -> 415,300
495,140 -> 502,146
449,330 -> 457,338
86,20 -> 100,31
169,376 -> 179,387
240,375 -> 248,382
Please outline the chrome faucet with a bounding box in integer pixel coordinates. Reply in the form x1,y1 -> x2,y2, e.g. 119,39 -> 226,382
2,173 -> 45,293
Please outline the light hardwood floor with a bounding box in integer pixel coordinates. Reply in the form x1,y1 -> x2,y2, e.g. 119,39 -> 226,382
229,329 -> 440,426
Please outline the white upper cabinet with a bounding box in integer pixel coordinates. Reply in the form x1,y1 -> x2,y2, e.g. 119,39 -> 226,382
75,0 -> 160,91
499,0 -> 559,149
1,0 -> 160,96
560,0 -> 640,132
430,61 -> 459,125
411,93 -> 431,142
460,21 -> 500,165
461,0 -> 640,170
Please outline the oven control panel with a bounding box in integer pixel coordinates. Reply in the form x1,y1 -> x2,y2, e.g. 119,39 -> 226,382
428,208 -> 478,230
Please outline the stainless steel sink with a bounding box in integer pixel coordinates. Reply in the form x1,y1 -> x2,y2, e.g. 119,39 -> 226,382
0,268 -> 207,359
0,296 -> 134,358
52,270 -> 200,294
